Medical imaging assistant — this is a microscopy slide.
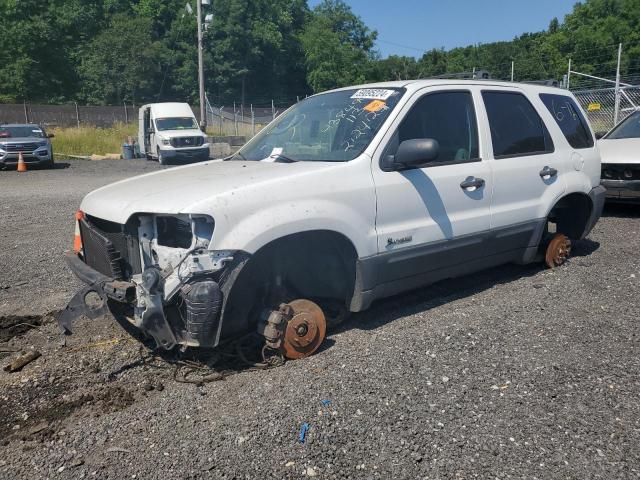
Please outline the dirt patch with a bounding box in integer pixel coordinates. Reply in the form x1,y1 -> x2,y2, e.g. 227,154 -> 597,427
0,312 -> 56,342
0,379 -> 136,446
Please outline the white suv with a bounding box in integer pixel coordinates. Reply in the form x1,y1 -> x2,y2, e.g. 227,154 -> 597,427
59,80 -> 605,360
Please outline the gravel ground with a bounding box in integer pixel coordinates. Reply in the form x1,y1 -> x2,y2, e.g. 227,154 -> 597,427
0,159 -> 162,316
0,160 -> 639,479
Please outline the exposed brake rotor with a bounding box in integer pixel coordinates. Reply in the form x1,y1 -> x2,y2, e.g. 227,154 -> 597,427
281,299 -> 327,360
545,233 -> 572,268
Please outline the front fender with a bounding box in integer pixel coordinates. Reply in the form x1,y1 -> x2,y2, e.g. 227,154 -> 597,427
211,199 -> 377,258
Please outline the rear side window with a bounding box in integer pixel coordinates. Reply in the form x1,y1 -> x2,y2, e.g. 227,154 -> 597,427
482,91 -> 554,158
539,94 -> 594,148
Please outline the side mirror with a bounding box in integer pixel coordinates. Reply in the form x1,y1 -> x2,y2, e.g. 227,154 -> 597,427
393,138 -> 440,169
595,131 -> 607,140
47,133 -> 55,138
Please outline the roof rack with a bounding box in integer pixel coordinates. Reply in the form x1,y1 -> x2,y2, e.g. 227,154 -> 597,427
522,79 -> 560,87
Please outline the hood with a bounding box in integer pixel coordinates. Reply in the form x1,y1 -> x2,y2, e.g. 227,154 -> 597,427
80,160 -> 336,224
597,138 -> 640,165
155,129 -> 205,138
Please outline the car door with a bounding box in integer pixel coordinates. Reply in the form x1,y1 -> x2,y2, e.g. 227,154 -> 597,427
478,88 -> 566,256
370,87 -> 493,288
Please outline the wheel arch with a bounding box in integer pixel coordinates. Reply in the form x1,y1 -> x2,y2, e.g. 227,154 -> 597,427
547,191 -> 593,240
218,229 -> 359,340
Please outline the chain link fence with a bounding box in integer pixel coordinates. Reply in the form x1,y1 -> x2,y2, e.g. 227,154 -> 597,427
0,98 -> 296,136
205,95 -> 293,137
572,86 -> 640,133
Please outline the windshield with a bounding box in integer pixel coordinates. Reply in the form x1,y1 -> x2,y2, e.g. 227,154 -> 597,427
0,126 -> 46,138
155,117 -> 198,131
233,87 -> 405,162
606,111 -> 640,139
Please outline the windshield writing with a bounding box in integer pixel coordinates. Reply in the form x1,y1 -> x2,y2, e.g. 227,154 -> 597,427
233,88 -> 404,162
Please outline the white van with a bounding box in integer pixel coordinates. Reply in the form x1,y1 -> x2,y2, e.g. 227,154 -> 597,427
62,80 -> 604,360
138,102 -> 209,165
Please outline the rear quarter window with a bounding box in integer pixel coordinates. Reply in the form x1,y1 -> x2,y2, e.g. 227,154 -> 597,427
539,94 -> 594,149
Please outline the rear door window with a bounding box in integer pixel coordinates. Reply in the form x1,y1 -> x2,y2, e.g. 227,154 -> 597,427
539,94 -> 594,148
482,91 -> 554,158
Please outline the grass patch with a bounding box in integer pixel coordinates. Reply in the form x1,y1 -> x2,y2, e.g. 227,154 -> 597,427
51,123 -> 137,156
51,121 -> 260,157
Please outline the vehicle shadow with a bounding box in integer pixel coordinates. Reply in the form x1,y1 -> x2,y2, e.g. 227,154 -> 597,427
402,169 -> 454,239
332,237 -> 600,336
602,203 -> 639,218
51,162 -> 70,169
0,162 -> 72,171
110,239 -> 601,370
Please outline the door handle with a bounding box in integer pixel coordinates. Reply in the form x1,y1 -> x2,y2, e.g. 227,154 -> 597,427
539,166 -> 558,179
460,177 -> 485,190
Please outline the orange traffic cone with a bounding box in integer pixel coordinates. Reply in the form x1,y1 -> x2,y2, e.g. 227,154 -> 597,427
17,151 -> 27,172
73,210 -> 85,253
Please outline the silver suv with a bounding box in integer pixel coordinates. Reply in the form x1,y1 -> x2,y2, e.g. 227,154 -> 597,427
0,123 -> 54,169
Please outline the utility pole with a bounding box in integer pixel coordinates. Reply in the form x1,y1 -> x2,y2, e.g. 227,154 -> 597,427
511,61 -> 515,82
197,0 -> 206,131
566,58 -> 571,90
614,43 -> 623,126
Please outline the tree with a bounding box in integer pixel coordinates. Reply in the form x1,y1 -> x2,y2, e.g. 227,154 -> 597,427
2,0 -> 640,106
374,56 -> 420,81
0,0 -> 104,102
300,0 -> 378,93
77,14 -> 165,105
203,0 -> 310,105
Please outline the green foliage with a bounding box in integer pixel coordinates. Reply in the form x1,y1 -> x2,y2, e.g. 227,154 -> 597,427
204,0 -> 310,103
1,0 -> 640,105
300,0 -> 378,92
77,14 -> 165,105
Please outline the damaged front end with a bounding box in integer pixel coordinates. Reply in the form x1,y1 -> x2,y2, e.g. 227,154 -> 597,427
58,211 -> 240,350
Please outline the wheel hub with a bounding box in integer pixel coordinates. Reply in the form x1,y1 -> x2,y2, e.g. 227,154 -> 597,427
281,299 -> 326,360
545,233 -> 572,268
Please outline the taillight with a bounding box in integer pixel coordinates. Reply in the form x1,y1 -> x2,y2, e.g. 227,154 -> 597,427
73,210 -> 85,253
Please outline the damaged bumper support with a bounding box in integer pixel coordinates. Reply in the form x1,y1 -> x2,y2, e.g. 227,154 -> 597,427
58,213 -> 328,360
58,250 -> 229,351
57,252 -> 135,328
58,253 -> 228,349
57,213 -> 239,350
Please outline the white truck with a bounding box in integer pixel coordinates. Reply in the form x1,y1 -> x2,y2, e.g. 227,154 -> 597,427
59,80 -> 605,361
138,102 -> 209,165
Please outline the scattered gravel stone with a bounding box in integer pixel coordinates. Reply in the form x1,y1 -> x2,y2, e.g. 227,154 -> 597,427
0,161 -> 639,478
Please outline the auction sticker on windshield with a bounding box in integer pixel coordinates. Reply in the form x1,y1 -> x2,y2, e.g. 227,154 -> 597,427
351,89 -> 396,100
364,100 -> 387,112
